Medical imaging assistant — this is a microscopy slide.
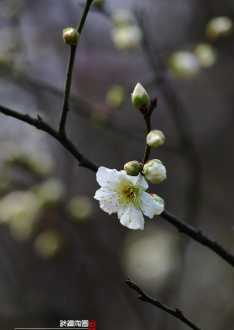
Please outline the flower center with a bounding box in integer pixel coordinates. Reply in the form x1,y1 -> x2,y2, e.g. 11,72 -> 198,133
117,181 -> 140,206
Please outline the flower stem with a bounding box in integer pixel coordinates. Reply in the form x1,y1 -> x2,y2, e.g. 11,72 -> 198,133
59,0 -> 94,135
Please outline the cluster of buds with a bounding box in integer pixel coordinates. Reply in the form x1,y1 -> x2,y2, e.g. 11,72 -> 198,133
124,83 -> 167,184
168,45 -> 217,79
124,158 -> 166,184
168,16 -> 233,79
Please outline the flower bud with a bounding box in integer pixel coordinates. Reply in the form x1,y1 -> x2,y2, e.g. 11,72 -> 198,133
131,83 -> 150,109
168,51 -> 200,78
194,43 -> 217,68
63,27 -> 80,45
112,9 -> 135,28
146,130 -> 165,148
106,85 -> 125,108
68,196 -> 93,222
35,179 -> 64,208
34,230 -> 62,258
124,160 -> 143,176
112,25 -> 142,50
151,193 -> 165,210
143,159 -> 166,184
206,17 -> 233,40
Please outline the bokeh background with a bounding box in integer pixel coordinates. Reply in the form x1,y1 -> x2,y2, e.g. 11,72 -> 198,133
0,0 -> 234,329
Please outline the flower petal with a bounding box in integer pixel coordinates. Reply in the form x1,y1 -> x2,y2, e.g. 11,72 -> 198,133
140,192 -> 164,218
94,188 -> 119,214
122,172 -> 148,190
96,166 -> 121,188
119,204 -> 144,230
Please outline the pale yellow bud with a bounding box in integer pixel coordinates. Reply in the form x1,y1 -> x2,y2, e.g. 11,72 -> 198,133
146,130 -> 165,148
194,43 -> 217,68
206,17 -> 233,40
106,85 -> 125,108
68,196 -> 93,222
34,230 -> 62,258
143,159 -> 167,184
63,27 -> 80,45
112,25 -> 142,50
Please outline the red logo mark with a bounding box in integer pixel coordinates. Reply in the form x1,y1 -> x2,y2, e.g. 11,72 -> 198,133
89,320 -> 96,330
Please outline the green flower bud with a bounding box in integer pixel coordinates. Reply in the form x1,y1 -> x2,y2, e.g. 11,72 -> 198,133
68,196 -> 93,222
206,17 -> 233,40
63,27 -> 80,45
194,43 -> 217,68
131,83 -> 150,109
106,85 -> 125,108
143,159 -> 167,184
146,130 -> 165,148
34,230 -> 62,258
124,160 -> 143,176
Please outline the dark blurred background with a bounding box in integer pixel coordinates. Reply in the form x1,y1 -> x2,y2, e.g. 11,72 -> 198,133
0,0 -> 234,329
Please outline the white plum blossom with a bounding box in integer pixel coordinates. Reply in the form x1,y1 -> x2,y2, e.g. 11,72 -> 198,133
94,167 -> 164,230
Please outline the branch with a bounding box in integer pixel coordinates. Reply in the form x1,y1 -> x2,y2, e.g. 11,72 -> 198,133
161,210 -> 234,267
1,103 -> 234,266
59,0 -> 94,135
138,96 -> 234,267
0,104 -> 98,173
126,279 -> 201,330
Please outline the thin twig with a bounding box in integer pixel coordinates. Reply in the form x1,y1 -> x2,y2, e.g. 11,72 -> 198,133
59,0 -> 94,135
142,98 -> 157,164
126,279 -> 201,330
